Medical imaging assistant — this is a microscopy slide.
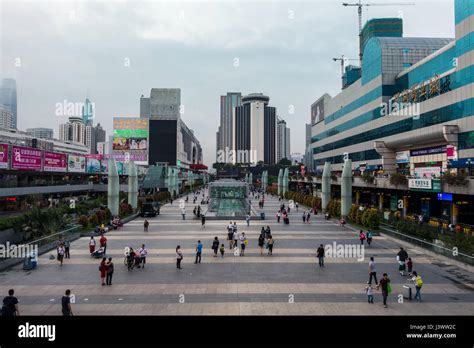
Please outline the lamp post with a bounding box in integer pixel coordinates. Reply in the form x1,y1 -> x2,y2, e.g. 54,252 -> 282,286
467,158 -> 472,177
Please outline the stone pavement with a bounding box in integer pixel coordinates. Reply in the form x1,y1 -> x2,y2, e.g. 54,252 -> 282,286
1,191 -> 473,315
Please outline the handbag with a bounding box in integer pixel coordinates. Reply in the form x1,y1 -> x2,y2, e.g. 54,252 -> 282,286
387,283 -> 392,294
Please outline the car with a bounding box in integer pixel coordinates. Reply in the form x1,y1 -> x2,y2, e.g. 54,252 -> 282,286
140,202 -> 157,217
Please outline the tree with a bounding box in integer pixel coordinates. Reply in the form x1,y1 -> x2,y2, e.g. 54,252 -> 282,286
278,158 -> 292,166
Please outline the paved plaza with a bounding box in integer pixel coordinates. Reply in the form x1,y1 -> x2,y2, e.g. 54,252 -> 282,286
1,193 -> 474,315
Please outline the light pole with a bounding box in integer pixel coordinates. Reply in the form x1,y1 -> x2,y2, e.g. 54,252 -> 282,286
467,158 -> 472,176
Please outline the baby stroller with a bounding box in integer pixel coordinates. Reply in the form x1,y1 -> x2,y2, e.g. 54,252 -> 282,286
91,247 -> 105,258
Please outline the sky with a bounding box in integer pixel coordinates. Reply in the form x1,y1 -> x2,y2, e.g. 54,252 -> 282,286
0,0 -> 455,167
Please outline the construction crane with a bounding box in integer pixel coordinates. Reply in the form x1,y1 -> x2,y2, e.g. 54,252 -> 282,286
342,1 -> 415,65
333,55 -> 359,88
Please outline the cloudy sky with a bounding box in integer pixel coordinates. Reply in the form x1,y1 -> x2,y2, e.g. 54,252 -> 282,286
0,0 -> 454,166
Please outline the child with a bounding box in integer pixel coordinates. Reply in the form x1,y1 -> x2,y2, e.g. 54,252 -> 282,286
365,283 -> 374,304
407,258 -> 413,276
219,244 -> 225,258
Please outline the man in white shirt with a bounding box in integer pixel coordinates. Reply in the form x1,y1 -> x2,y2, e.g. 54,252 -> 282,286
239,232 -> 247,256
138,244 -> 148,269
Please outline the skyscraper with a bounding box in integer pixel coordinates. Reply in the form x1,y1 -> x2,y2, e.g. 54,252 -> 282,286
0,79 -> 17,129
82,98 -> 94,126
277,118 -> 291,162
0,106 -> 14,129
233,93 -> 277,165
216,92 -> 242,159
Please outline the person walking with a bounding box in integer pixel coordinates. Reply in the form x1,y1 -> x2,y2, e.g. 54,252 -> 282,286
302,212 -> 306,224
368,257 -> 378,285
99,257 -> 107,286
144,219 -> 149,232
412,271 -> 423,301
106,257 -> 114,286
2,289 -> 19,316
64,239 -> 71,259
181,207 -> 186,220
265,226 -> 271,239
397,247 -> 409,276
89,236 -> 96,254
201,214 -> 206,227
239,232 -> 247,256
359,230 -> 366,245
212,237 -> 220,257
366,230 -> 373,247
296,202 -> 299,212
57,244 -> 65,266
228,228 -> 234,250
100,234 -> 108,256
377,273 -> 391,308
365,283 -> 374,304
246,214 -> 250,227
317,244 -> 325,268
176,245 -> 183,269
276,211 -> 281,223
219,244 -> 225,258
267,235 -> 274,255
138,244 -> 148,269
232,229 -> 238,250
407,258 -> 413,276
306,211 -> 311,224
62,289 -> 73,316
258,233 -> 265,256
195,240 -> 203,264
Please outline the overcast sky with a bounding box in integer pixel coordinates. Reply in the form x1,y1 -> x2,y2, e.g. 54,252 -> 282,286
0,0 -> 455,167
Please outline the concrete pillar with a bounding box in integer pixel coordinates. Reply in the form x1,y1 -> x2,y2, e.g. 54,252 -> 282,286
278,169 -> 283,196
107,158 -> 119,216
452,203 -> 459,225
356,191 -> 360,205
379,193 -> 384,211
403,195 -> 408,217
374,141 -> 396,174
249,173 -> 253,186
128,161 -> 138,210
283,168 -> 289,196
341,159 -> 352,218
322,162 -> 331,212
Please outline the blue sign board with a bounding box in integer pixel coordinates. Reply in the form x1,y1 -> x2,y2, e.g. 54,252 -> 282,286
437,193 -> 453,201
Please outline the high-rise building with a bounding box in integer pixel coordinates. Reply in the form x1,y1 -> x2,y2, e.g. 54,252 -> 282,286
26,127 -> 54,140
82,98 -> 94,126
0,79 -> 17,129
141,89 -> 203,167
232,93 -> 277,165
216,92 -> 242,159
277,118 -> 291,162
0,106 -> 14,129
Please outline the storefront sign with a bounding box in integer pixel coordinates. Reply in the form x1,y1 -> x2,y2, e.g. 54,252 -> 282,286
0,143 -> 8,169
11,146 -> 42,171
414,166 -> 441,178
44,152 -> 67,172
409,178 -> 432,190
410,146 -> 446,157
86,158 -> 101,174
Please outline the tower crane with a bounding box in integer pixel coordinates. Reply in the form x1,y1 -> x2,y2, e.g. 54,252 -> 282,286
333,55 -> 358,88
342,1 -> 415,65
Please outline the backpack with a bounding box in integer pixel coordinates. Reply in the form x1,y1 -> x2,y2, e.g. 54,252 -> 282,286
416,276 -> 423,287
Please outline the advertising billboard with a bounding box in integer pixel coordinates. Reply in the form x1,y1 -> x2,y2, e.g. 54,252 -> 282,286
311,95 -> 328,125
68,155 -> 86,173
86,158 -> 101,174
0,143 -> 8,169
113,117 -> 149,163
44,151 -> 67,172
11,145 -> 42,171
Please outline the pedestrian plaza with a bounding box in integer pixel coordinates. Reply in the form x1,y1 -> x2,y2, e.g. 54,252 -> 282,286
1,194 -> 473,315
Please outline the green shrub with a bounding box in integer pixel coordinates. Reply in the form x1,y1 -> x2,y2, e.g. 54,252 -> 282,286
389,173 -> 408,186
88,214 -> 99,227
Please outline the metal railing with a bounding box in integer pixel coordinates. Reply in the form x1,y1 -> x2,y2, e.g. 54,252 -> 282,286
380,223 -> 474,266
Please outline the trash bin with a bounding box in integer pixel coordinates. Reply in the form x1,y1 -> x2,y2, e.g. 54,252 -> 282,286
260,212 -> 265,220
23,257 -> 32,270
403,284 -> 412,300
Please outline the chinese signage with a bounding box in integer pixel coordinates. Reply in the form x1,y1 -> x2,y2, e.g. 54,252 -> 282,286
44,152 -> 67,172
0,143 -> 8,169
113,117 -> 148,163
409,179 -> 432,190
392,74 -> 452,105
68,155 -> 86,173
409,178 -> 442,192
11,146 -> 42,171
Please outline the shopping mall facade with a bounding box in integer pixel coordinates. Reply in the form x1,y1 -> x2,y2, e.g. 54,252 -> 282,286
309,0 -> 474,225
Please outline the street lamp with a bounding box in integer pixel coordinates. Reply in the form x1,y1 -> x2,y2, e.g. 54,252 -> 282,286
467,158 -> 472,176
